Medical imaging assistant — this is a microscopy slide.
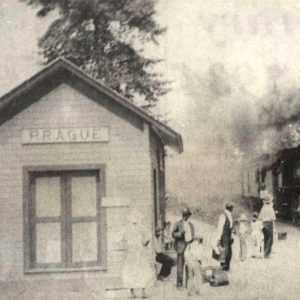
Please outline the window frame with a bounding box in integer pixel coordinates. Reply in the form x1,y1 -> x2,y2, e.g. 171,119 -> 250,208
23,164 -> 107,274
294,161 -> 300,178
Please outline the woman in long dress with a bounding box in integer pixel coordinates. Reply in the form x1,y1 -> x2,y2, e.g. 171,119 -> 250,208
122,209 -> 155,298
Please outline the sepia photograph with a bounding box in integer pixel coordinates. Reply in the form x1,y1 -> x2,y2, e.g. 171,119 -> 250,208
0,0 -> 300,299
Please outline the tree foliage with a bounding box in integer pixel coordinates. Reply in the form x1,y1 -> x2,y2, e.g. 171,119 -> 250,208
21,0 -> 168,108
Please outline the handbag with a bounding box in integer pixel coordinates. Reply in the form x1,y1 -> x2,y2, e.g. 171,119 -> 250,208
212,249 -> 220,261
219,246 -> 226,263
212,245 -> 225,263
210,268 -> 229,287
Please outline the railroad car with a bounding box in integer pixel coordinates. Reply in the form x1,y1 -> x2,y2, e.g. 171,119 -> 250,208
242,146 -> 300,222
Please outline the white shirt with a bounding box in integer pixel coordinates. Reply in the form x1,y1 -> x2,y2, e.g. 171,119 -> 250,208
184,240 -> 202,264
154,236 -> 163,254
217,209 -> 233,240
239,222 -> 248,234
251,220 -> 263,237
183,220 -> 193,243
259,204 -> 276,222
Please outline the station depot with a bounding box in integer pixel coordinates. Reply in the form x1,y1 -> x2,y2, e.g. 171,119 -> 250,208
0,58 -> 183,298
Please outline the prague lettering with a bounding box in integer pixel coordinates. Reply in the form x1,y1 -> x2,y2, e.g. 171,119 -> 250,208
22,128 -> 109,144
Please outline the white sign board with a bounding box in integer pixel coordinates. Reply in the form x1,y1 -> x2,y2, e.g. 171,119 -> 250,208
22,127 -> 109,144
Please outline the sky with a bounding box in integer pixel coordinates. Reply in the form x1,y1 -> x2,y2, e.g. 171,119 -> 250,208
2,0 -> 300,205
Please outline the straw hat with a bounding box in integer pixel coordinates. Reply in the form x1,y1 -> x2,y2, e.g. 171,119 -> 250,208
263,193 -> 273,204
239,213 -> 248,221
260,190 -> 268,199
261,190 -> 273,203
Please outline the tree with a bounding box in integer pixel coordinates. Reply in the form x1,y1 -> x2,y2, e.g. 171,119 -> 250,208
21,0 -> 168,109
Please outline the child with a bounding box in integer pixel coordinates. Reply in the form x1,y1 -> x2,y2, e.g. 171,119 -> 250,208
184,236 -> 203,297
250,212 -> 264,258
238,213 -> 249,261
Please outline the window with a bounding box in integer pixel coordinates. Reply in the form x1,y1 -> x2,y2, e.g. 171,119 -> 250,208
295,161 -> 300,177
23,165 -> 106,273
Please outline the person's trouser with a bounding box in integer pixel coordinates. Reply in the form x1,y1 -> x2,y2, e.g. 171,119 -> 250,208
262,221 -> 273,257
239,234 -> 247,261
176,253 -> 184,287
156,253 -> 174,278
220,236 -> 232,271
186,261 -> 202,294
251,234 -> 263,257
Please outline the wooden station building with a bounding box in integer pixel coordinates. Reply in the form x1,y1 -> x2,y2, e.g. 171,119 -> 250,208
0,58 -> 182,298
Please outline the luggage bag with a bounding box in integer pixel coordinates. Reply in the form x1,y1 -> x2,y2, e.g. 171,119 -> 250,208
209,268 -> 229,287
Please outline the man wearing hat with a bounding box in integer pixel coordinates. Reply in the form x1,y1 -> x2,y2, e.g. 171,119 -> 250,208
172,207 -> 195,288
258,191 -> 276,258
217,201 -> 234,271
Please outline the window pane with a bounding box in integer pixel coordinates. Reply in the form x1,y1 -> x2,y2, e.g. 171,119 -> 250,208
296,165 -> 300,177
36,177 -> 61,217
71,176 -> 97,217
72,222 -> 97,262
36,223 -> 61,264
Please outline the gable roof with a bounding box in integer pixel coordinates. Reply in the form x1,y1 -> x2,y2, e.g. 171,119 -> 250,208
0,58 -> 183,153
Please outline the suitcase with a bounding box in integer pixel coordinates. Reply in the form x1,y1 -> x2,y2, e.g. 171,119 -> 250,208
202,266 -> 216,283
209,268 -> 229,287
278,232 -> 287,240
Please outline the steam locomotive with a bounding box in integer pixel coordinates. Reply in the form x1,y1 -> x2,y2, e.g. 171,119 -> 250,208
242,146 -> 300,223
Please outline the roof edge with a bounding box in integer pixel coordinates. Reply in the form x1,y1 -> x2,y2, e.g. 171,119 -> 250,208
0,57 -> 183,153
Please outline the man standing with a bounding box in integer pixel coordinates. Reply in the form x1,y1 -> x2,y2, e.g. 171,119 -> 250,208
154,227 -> 175,281
217,202 -> 234,271
172,208 -> 195,288
258,191 -> 276,258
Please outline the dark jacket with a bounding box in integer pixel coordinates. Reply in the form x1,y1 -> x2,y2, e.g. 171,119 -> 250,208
171,220 -> 195,254
222,214 -> 232,239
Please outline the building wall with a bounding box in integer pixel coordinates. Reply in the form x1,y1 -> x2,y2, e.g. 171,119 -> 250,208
149,133 -> 165,229
0,84 -> 153,296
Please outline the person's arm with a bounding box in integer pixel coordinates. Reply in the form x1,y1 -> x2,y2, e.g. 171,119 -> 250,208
217,214 -> 225,242
171,222 -> 183,239
190,222 -> 195,239
258,206 -> 265,221
272,208 -> 277,233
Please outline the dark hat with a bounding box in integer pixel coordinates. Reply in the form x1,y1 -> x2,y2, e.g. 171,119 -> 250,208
225,201 -> 234,209
182,207 -> 192,216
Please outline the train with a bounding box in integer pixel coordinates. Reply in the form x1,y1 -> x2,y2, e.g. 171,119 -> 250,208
241,146 -> 300,223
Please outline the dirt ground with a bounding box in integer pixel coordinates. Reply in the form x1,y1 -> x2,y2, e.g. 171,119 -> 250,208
106,213 -> 300,300
147,216 -> 300,300
2,214 -> 299,299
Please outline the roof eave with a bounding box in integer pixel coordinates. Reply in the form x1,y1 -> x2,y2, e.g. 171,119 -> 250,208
0,57 -> 184,153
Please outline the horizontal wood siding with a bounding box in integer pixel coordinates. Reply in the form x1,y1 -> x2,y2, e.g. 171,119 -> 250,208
0,84 -> 152,293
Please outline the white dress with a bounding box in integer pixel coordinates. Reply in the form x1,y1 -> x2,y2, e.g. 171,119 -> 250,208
122,223 -> 155,289
250,220 -> 264,257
